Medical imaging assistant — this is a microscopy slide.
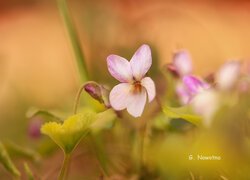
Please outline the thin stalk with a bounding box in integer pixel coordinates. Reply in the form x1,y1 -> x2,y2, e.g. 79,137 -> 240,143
73,83 -> 86,114
73,81 -> 98,114
57,0 -> 88,83
73,83 -> 109,177
135,121 -> 147,175
58,153 -> 71,180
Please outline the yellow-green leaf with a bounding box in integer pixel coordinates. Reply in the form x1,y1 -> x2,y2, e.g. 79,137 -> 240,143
163,106 -> 202,126
41,110 -> 96,154
24,162 -> 34,180
91,109 -> 116,133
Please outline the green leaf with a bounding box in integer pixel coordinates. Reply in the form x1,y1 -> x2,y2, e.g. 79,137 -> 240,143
41,109 -> 96,154
24,162 -> 34,180
26,108 -> 63,122
0,142 -> 20,178
91,109 -> 116,133
5,142 -> 41,163
163,106 -> 202,126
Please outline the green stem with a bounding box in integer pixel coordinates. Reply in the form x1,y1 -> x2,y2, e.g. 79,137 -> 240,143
73,81 -> 99,114
136,121 -> 147,175
73,83 -> 86,114
58,153 -> 71,180
57,0 -> 88,83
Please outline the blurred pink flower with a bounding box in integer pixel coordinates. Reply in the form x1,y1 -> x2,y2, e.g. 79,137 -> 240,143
169,49 -> 209,105
173,50 -> 193,76
216,60 -> 241,90
107,44 -> 156,117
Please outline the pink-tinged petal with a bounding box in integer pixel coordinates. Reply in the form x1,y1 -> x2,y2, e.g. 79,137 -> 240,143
216,60 -> 241,90
191,89 -> 220,127
176,82 -> 191,105
182,75 -> 209,95
173,50 -> 192,76
127,89 -> 147,118
141,77 -> 156,102
109,83 -> 132,110
130,44 -> 152,80
107,55 -> 133,82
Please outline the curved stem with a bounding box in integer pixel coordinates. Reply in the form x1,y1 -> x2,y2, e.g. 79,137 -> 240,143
73,81 -> 100,114
73,84 -> 86,114
58,153 -> 71,180
57,0 -> 88,83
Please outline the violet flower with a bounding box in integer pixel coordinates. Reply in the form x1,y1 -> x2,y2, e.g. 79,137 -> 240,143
107,44 -> 156,117
171,50 -> 209,104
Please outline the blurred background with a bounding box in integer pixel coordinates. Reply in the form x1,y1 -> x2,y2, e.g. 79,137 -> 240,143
1,0 -> 250,141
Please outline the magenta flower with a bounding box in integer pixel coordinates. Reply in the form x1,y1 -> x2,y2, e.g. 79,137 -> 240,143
176,75 -> 210,104
107,44 -> 156,117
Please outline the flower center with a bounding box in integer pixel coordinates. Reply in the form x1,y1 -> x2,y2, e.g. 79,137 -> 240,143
132,81 -> 142,93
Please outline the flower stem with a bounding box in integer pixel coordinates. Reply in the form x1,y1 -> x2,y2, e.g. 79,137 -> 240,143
73,83 -> 86,114
57,0 -> 88,83
135,121 -> 147,175
58,153 -> 71,180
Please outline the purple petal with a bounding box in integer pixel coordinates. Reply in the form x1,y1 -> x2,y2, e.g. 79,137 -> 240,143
216,60 -> 241,90
126,89 -> 147,117
130,44 -> 152,80
176,82 -> 191,105
107,55 -> 133,82
141,77 -> 156,102
109,83 -> 132,110
84,82 -> 103,103
182,75 -> 209,95
173,50 -> 193,76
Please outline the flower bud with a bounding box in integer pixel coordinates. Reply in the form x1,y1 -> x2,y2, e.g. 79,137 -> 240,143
28,117 -> 43,139
84,82 -> 110,108
173,50 -> 193,76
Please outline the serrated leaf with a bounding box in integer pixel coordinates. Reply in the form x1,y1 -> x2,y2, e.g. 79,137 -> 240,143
41,109 -> 96,154
163,106 -> 202,126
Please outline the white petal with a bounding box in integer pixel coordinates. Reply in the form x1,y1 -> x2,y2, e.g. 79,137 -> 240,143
127,89 -> 147,118
130,44 -> 152,80
107,55 -> 133,82
173,50 -> 192,76
191,89 -> 220,127
216,61 -> 241,90
141,77 -> 156,102
109,83 -> 132,110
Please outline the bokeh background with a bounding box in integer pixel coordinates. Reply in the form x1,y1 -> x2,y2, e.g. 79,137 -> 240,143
0,0 -> 250,175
